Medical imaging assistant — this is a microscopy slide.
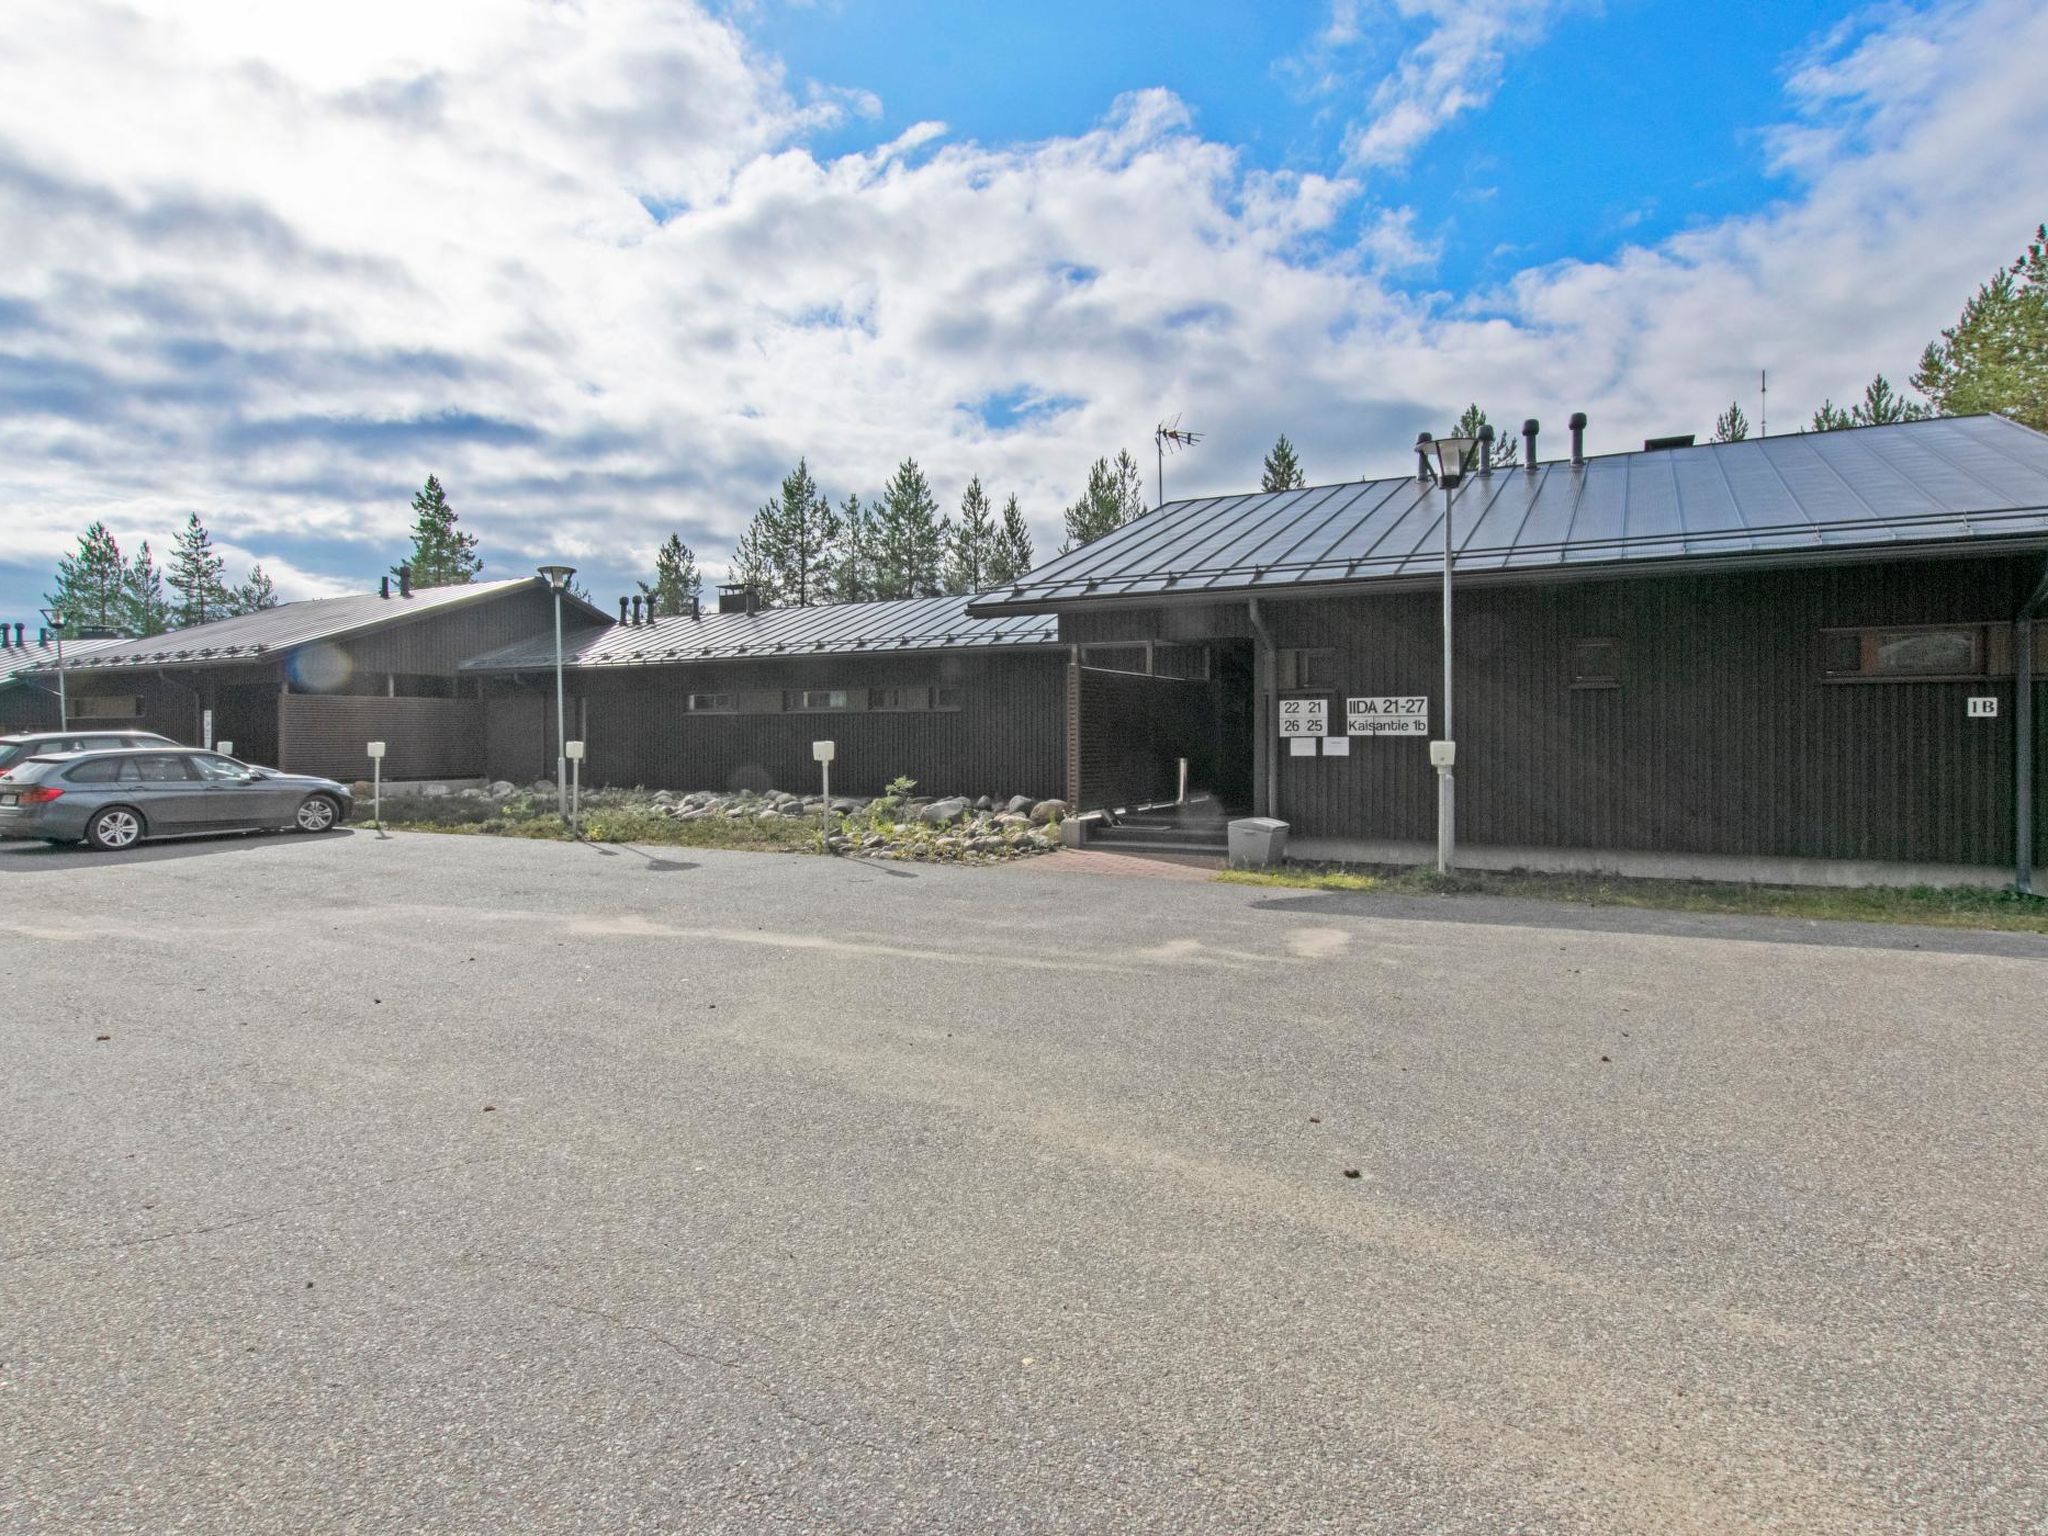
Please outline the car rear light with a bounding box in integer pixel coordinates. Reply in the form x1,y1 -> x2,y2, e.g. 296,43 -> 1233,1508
19,786 -> 63,805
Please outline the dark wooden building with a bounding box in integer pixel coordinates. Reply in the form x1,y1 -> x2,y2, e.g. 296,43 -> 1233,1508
972,415 -> 2048,887
15,578 -> 599,780
463,594 -> 1065,799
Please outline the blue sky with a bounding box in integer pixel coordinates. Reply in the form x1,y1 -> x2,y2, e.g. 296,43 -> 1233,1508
2,0 -> 2044,622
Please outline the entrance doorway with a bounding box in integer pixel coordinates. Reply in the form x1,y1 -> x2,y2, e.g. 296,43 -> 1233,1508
1211,639 -> 1255,812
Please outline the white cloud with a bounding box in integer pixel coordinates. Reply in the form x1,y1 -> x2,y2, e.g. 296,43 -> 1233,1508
1,0 -> 2045,615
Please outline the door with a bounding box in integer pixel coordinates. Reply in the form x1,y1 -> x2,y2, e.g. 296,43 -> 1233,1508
187,751 -> 295,827
120,752 -> 209,831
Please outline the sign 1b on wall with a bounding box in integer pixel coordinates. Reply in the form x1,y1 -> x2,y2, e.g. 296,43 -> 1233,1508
1348,697 -> 1429,736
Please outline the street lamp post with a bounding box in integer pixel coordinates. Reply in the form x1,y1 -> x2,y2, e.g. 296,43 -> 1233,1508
38,608 -> 67,727
537,565 -> 576,823
1418,429 -> 1484,875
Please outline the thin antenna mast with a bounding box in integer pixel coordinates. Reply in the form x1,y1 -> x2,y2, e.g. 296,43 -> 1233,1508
1760,369 -> 1768,439
1153,416 -> 1202,509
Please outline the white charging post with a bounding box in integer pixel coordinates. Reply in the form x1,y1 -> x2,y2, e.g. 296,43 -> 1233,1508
813,740 -> 835,826
565,739 -> 585,837
367,740 -> 386,836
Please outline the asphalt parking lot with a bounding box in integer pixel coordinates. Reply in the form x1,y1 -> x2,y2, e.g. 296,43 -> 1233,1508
3,830 -> 2044,1533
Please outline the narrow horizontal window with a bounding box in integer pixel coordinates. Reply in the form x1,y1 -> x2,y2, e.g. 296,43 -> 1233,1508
1821,625 -> 1990,681
687,693 -> 734,712
868,687 -> 929,712
67,695 -> 141,719
1569,638 -> 1621,689
933,685 -> 963,711
784,688 -> 849,712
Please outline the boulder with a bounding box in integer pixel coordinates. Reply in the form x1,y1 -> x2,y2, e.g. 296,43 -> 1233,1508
974,794 -> 994,811
530,779 -> 556,795
995,813 -> 1030,829
489,781 -> 519,800
1030,799 -> 1069,824
1005,795 -> 1034,814
917,797 -> 970,824
830,797 -> 862,814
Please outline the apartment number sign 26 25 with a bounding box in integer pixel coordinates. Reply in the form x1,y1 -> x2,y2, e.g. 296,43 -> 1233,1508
1278,697 -> 1328,737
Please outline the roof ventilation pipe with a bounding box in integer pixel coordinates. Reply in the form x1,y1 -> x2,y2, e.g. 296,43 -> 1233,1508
398,563 -> 413,597
9,622 -> 20,647
1415,431 -> 1435,484
1523,419 -> 1539,468
691,594 -> 702,622
631,595 -> 644,625
746,586 -> 759,617
1478,423 -> 1495,475
1568,412 -> 1588,467
380,576 -> 391,599
643,593 -> 656,623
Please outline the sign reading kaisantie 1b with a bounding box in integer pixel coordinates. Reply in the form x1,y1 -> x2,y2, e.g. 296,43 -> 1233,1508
1348,696 -> 1430,736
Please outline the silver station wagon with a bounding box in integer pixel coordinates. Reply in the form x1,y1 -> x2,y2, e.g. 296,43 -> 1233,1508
0,748 -> 354,850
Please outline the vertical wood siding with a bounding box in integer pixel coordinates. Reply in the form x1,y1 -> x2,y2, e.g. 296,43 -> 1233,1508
1250,556 -> 2040,866
278,696 -> 485,780
484,651 -> 1066,799
1072,668 -> 1219,811
339,587 -> 561,676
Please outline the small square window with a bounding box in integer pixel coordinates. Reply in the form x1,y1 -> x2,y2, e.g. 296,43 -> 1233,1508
1570,638 -> 1621,689
933,685 -> 963,711
1821,631 -> 1863,676
1278,648 -> 1337,690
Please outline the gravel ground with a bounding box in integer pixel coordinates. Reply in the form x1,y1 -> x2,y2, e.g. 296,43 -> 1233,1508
1,829 -> 2043,1533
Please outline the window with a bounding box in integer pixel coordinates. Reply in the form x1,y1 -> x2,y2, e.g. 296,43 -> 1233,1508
1081,644 -> 1148,673
63,758 -> 124,784
688,693 -> 734,712
190,754 -> 248,781
1277,648 -> 1338,690
933,685 -> 963,712
1822,625 -> 1989,681
784,688 -> 849,712
1570,638 -> 1622,689
130,754 -> 194,782
869,687 -> 928,711
67,695 -> 140,719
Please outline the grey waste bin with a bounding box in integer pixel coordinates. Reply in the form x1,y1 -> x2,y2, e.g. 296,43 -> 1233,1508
1227,816 -> 1289,869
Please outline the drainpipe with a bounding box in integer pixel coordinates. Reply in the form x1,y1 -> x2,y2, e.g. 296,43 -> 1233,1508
1246,596 -> 1277,821
2014,555 -> 2048,892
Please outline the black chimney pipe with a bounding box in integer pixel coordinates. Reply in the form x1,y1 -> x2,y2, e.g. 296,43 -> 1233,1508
380,575 -> 391,599
691,594 -> 702,622
1568,412 -> 1588,467
398,563 -> 413,597
1415,430 -> 1434,483
631,595 -> 644,625
618,596 -> 629,624
643,592 -> 657,623
1523,418 -> 1539,469
746,585 -> 758,617
1478,422 -> 1494,475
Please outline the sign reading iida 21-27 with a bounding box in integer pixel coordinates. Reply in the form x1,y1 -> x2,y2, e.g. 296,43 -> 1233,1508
1348,697 -> 1430,736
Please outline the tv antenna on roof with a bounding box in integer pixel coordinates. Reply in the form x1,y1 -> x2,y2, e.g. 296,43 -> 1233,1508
1154,416 -> 1202,509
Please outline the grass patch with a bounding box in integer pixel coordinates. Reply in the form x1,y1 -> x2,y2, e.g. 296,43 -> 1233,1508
374,792 -> 823,853
1216,861 -> 2048,934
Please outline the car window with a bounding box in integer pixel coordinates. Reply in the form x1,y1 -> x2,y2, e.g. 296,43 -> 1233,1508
132,754 -> 195,783
189,755 -> 247,782
64,757 -> 126,784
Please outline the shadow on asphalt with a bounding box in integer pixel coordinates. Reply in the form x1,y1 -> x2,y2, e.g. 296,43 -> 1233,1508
1246,889 -> 2048,959
0,827 -> 359,872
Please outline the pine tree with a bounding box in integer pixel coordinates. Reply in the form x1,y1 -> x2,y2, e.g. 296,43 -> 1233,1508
874,458 -> 947,599
640,533 -> 702,616
123,541 -> 171,636
737,459 -> 840,607
944,476 -> 998,595
1061,450 -> 1148,553
1712,401 -> 1750,443
167,512 -> 231,627
1913,223 -> 2048,432
394,475 -> 481,587
234,564 -> 279,614
834,493 -> 876,604
45,522 -> 128,634
1260,434 -> 1306,492
1451,403 -> 1518,469
1811,375 -> 1932,431
985,494 -> 1035,587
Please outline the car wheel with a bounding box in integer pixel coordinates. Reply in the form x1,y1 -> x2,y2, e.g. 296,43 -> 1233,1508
85,806 -> 145,851
295,794 -> 341,833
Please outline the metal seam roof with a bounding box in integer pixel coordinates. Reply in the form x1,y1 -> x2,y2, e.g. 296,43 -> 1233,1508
968,416 -> 2048,614
461,592 -> 1059,672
